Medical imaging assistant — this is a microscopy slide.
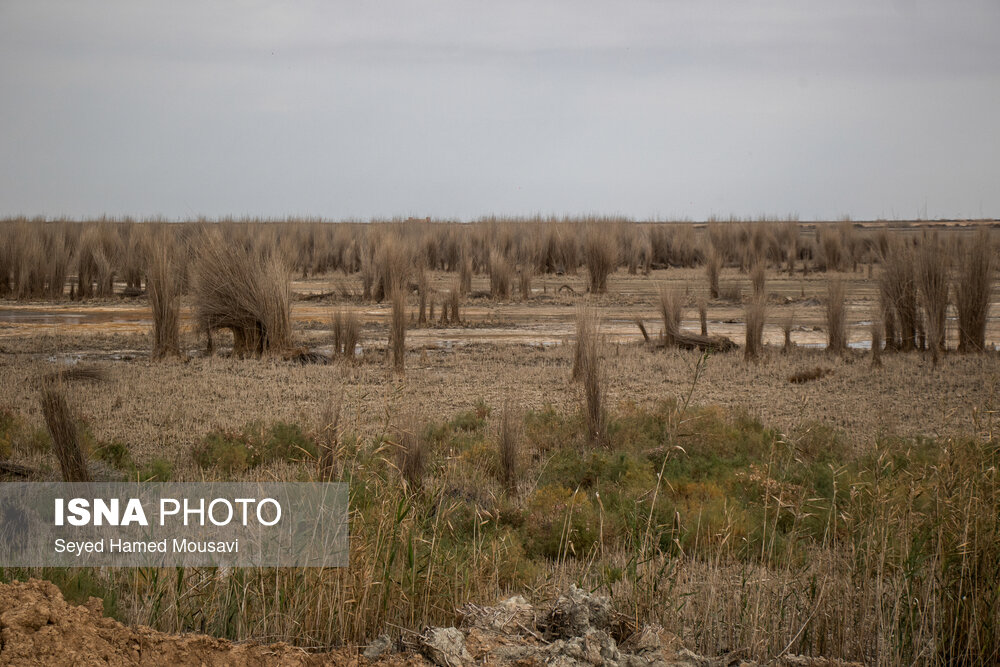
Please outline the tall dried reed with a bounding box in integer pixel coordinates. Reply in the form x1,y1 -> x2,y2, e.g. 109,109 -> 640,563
416,268 -> 429,326
826,278 -> 846,354
447,285 -> 461,324
498,401 -> 521,493
389,287 -> 406,374
488,249 -> 513,300
575,309 -> 607,446
706,249 -> 721,299
871,309 -> 883,367
583,226 -> 617,294
147,239 -> 181,359
750,261 -> 766,297
744,294 -> 766,361
190,230 -> 291,357
879,237 -> 917,351
40,382 -> 90,482
396,420 -> 425,490
332,308 -> 360,360
916,234 -> 950,363
657,286 -> 682,347
955,228 -> 994,352
374,236 -> 410,302
518,267 -> 533,300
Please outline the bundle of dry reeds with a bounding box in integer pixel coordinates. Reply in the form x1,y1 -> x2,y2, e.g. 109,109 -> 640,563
190,230 -> 291,357
955,228 -> 994,353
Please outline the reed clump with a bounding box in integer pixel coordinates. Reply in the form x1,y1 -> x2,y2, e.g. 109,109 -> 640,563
916,234 -> 950,363
826,278 -> 846,354
657,286 -> 682,347
576,309 -> 607,446
704,248 -> 721,302
879,236 -> 917,351
583,226 -> 617,294
750,262 -> 766,297
147,237 -> 181,359
389,287 -> 406,374
396,419 -> 426,490
332,308 -> 360,360
40,382 -> 90,482
191,230 -> 291,357
744,293 -> 766,361
447,285 -> 461,324
488,249 -> 513,300
955,228 -> 994,353
373,235 -> 411,302
498,401 -> 521,493
871,312 -> 883,367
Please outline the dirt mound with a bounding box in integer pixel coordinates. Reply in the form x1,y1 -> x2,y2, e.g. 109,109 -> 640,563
0,579 -> 861,667
0,579 -> 382,667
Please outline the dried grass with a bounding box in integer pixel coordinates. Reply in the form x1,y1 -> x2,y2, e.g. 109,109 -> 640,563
744,293 -> 766,361
584,226 -> 617,294
879,236 -> 917,351
374,235 -> 411,303
147,236 -> 181,359
750,262 -> 766,297
40,382 -> 90,482
489,249 -> 513,300
956,228 -> 994,353
332,307 -> 360,360
705,249 -> 721,299
498,401 -> 521,493
396,419 -> 426,490
576,309 -> 607,446
788,366 -> 832,384
389,287 -> 406,374
191,230 -> 291,357
657,285 -> 683,346
916,234 -> 950,363
826,278 -> 847,354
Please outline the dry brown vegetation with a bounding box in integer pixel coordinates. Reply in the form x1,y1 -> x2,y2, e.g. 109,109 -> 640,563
39,382 -> 90,482
331,307 -> 360,360
744,293 -> 766,361
826,278 -> 846,354
2,216 -> 1000,666
956,227 -> 994,352
146,233 -> 181,359
389,287 -> 406,374
788,366 -> 833,384
190,229 -> 291,357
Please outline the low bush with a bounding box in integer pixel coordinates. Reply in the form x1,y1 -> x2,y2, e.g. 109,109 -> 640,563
192,421 -> 318,473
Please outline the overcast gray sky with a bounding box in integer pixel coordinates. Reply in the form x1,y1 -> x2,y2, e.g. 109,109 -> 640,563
1,1 -> 998,221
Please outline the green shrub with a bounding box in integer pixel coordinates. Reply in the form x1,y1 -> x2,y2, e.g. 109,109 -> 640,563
193,430 -> 250,473
449,408 -> 485,433
523,485 -> 599,559
0,408 -> 51,455
248,421 -> 317,466
524,405 -> 579,452
93,441 -> 133,470
193,421 -> 319,474
137,458 -> 173,481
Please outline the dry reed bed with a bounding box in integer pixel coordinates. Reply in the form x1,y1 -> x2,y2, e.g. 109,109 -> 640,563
2,217 -> 994,304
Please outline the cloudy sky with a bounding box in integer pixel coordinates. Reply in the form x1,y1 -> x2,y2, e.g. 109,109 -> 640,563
1,1 -> 998,220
